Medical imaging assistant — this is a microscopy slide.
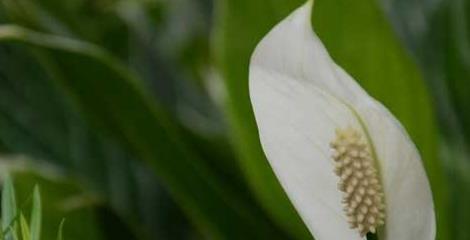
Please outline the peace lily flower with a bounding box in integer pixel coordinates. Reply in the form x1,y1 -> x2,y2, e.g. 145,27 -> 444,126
249,1 -> 435,240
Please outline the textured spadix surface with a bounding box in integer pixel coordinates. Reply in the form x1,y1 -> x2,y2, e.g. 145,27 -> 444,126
249,1 -> 435,239
330,127 -> 385,236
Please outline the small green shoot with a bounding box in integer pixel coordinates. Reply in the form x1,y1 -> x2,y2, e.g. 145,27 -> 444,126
1,176 -> 64,240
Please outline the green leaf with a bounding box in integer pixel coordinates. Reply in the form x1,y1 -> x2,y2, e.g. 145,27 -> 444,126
19,214 -> 31,240
0,25 -> 286,239
29,186 -> 41,240
213,1 -> 312,239
2,174 -> 17,240
0,0 -> 130,59
7,226 -> 17,240
312,0 -> 447,238
56,219 -> 64,240
378,0 -> 469,239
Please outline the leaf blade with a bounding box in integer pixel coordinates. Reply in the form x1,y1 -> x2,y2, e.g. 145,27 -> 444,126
19,214 -> 31,240
29,185 -> 41,240
56,219 -> 64,240
2,174 -> 17,240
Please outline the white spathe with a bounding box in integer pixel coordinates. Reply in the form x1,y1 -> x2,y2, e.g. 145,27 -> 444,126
249,1 -> 435,240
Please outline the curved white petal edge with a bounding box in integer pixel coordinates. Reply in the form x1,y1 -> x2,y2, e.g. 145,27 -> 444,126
248,1 -> 436,240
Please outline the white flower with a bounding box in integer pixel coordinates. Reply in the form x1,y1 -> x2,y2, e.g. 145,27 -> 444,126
249,1 -> 435,239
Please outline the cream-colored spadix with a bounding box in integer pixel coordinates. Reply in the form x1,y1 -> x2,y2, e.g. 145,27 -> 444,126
249,1 -> 435,239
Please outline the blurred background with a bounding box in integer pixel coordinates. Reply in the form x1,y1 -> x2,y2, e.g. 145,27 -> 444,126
0,0 -> 468,239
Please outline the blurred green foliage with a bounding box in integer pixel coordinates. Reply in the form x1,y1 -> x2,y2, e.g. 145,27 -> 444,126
382,0 -> 470,239
312,1 -> 448,238
0,0 -> 468,239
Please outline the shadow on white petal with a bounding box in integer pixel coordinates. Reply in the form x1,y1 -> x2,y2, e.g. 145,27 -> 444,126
251,65 -> 365,239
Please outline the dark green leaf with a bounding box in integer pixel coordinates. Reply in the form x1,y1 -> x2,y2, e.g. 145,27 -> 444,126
0,30 -> 193,240
0,0 -> 129,58
379,0 -> 470,238
311,1 -> 448,237
0,25 -> 286,239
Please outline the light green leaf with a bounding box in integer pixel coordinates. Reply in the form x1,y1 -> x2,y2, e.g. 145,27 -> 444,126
2,175 -> 17,240
19,214 -> 31,240
56,219 -> 64,240
7,226 -> 17,240
7,166 -> 103,240
29,186 -> 41,240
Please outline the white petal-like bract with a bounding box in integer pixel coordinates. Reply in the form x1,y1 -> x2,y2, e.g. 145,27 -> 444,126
249,1 -> 435,239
